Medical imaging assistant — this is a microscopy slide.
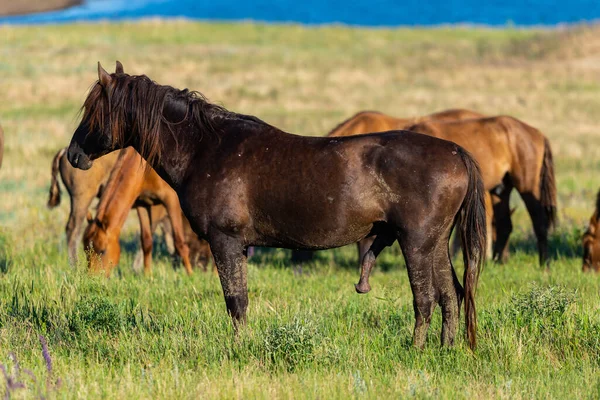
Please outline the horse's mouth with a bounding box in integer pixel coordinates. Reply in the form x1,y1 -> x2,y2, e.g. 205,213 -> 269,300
68,149 -> 93,170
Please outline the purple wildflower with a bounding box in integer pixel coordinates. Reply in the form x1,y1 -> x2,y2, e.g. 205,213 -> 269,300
38,336 -> 52,375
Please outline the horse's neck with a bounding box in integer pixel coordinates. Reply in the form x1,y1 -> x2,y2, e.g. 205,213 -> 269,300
147,118 -> 214,190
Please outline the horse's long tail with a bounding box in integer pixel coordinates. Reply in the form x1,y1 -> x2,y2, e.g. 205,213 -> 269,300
540,137 -> 557,230
47,148 -> 66,208
456,147 -> 487,351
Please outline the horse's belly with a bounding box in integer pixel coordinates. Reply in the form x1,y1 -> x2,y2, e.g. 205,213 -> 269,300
249,198 -> 382,249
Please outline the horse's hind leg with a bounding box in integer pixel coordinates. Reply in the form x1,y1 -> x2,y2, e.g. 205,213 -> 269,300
492,185 -> 513,263
521,193 -> 550,267
397,232 -> 436,348
398,229 -> 460,348
355,233 -> 394,294
435,240 -> 463,347
136,206 -> 154,275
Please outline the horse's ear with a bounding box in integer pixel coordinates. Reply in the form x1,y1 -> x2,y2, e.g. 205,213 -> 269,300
98,62 -> 112,87
115,60 -> 124,74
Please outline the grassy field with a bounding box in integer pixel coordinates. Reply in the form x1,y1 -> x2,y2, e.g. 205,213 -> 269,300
1,20 -> 600,399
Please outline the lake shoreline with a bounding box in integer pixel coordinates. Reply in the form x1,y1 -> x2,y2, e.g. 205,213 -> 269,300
0,0 -> 81,17
1,0 -> 599,27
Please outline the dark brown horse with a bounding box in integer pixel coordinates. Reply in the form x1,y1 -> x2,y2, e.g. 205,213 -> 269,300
583,190 -> 600,272
293,108 -> 487,264
408,117 -> 556,266
67,62 -> 486,349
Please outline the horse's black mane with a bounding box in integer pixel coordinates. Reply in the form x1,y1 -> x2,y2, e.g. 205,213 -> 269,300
82,72 -> 272,163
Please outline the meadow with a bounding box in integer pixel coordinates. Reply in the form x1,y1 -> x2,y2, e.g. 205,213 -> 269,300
0,20 -> 600,398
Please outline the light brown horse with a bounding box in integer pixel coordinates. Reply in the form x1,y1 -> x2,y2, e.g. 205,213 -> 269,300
48,147 -> 189,268
408,116 -> 556,266
83,147 -> 209,276
583,190 -> 600,272
48,148 -> 121,264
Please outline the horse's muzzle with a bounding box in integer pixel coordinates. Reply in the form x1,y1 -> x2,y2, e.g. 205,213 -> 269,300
67,145 -> 93,170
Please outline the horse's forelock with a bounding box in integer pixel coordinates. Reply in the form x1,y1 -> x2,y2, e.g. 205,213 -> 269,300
78,81 -> 109,137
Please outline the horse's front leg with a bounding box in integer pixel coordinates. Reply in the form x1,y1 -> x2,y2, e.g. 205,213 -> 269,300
209,232 -> 248,328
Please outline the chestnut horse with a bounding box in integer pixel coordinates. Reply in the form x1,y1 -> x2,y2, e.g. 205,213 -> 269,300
408,117 -> 556,267
48,147 -> 196,269
48,148 -> 121,264
67,62 -> 486,349
83,146 -> 210,276
583,190 -> 600,272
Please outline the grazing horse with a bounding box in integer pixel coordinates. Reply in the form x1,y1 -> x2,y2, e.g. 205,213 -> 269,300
83,147 -> 209,276
48,148 -> 121,264
583,190 -> 600,272
67,62 -> 486,349
408,117 -> 556,266
48,147 -> 193,269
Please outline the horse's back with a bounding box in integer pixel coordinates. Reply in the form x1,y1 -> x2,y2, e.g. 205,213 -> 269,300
425,108 -> 484,122
327,111 -> 408,137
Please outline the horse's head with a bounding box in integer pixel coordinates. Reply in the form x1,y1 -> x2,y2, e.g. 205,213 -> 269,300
68,61 -> 127,170
83,216 -> 121,275
583,212 -> 600,272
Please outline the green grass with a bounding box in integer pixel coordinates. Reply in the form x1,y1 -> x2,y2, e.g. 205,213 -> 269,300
1,20 -> 600,398
0,230 -> 599,399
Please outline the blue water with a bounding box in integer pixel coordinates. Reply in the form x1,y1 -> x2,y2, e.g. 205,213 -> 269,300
1,0 -> 599,26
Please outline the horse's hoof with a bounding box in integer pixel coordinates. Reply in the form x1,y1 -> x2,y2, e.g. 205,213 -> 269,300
355,282 -> 371,294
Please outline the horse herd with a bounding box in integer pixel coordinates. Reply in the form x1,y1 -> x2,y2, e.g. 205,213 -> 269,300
23,60 -> 598,350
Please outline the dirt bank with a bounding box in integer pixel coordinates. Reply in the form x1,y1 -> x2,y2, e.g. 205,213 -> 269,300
0,0 -> 81,17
